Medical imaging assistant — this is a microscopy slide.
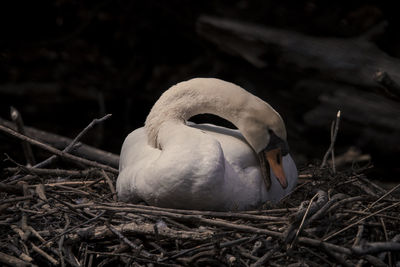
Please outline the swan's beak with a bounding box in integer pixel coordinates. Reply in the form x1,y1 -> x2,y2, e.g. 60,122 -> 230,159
258,150 -> 272,190
259,148 -> 288,190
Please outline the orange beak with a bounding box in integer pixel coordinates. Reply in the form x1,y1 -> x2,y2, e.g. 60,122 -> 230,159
266,148 -> 288,189
258,148 -> 288,190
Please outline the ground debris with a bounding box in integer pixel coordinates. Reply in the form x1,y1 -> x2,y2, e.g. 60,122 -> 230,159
0,164 -> 399,266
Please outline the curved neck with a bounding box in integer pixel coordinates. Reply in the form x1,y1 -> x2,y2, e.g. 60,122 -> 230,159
145,78 -> 284,150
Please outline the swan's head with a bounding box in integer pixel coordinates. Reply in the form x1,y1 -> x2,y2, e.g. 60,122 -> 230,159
238,100 -> 294,190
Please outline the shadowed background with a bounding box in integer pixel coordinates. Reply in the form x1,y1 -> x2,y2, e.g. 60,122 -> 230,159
1,0 -> 399,180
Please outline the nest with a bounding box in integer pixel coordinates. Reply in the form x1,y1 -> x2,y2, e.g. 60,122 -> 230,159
1,163 -> 399,267
0,114 -> 399,266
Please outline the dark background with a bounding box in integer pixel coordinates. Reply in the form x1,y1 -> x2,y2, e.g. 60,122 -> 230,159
1,1 -> 399,180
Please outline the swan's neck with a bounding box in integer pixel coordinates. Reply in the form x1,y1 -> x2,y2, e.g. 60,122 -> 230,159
145,78 -> 284,150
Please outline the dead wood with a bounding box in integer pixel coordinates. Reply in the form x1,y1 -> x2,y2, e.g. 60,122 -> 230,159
197,15 -> 400,88
0,116 -> 119,168
197,16 -> 400,158
1,116 -> 400,266
0,124 -> 118,174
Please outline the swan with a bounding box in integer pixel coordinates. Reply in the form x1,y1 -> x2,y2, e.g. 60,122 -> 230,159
117,78 -> 297,211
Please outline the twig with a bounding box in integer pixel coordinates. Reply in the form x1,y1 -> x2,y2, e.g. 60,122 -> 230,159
31,243 -> 59,265
8,243 -> 34,264
10,107 -> 36,166
379,218 -> 391,267
38,211 -> 106,249
250,245 -> 278,267
321,243 -> 351,267
289,193 -> 319,248
0,124 -> 118,174
0,116 -> 119,168
298,236 -> 351,255
358,176 -> 388,195
352,223 -> 364,247
105,222 -> 154,259
162,236 -> 259,261
101,170 -> 117,202
0,251 -> 33,267
72,220 -> 214,242
32,114 -> 113,169
37,180 -> 105,187
352,242 -> 400,255
288,190 -> 328,223
323,201 -> 400,241
85,202 -> 285,222
83,205 -> 284,238
6,167 -> 102,178
0,182 -> 23,195
362,255 -> 388,267
308,193 -> 347,223
0,195 -> 33,204
367,183 -> 400,210
320,110 -> 341,172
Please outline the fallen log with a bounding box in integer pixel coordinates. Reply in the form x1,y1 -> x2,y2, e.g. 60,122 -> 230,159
197,15 -> 400,89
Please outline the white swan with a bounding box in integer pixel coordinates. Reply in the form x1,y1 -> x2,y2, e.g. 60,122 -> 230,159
117,78 -> 297,211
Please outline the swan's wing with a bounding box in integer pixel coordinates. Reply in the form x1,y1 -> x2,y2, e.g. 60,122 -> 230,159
190,122 -> 298,204
188,122 -> 259,169
189,122 -> 270,209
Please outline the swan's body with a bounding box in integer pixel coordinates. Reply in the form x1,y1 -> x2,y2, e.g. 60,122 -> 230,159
117,78 -> 298,211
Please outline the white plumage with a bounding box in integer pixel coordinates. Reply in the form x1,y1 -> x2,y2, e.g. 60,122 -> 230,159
117,78 -> 298,211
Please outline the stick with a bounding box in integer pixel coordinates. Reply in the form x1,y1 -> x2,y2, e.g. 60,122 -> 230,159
6,167 -> 102,178
38,211 -> 106,249
31,243 -> 59,265
82,205 -> 284,238
367,183 -> 400,210
27,114 -> 112,170
352,223 -> 364,247
380,218 -> 392,267
72,220 -> 214,242
0,124 -> 118,174
0,183 -> 24,195
323,201 -> 400,241
321,110 -> 341,171
161,236 -> 258,261
10,107 -> 36,166
105,222 -> 154,259
352,242 -> 400,255
83,202 -> 284,222
0,251 -> 33,267
101,170 -> 117,202
321,243 -> 352,267
250,246 -> 278,267
289,193 -> 319,248
0,116 -> 119,168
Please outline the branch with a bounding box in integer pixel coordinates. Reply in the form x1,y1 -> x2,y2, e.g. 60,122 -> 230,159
320,110 -> 341,171
0,124 -> 118,174
0,116 -> 119,168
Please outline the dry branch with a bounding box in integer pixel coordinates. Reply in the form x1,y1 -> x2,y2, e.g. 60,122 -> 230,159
69,221 -> 214,242
0,116 -> 119,168
0,124 -> 118,174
